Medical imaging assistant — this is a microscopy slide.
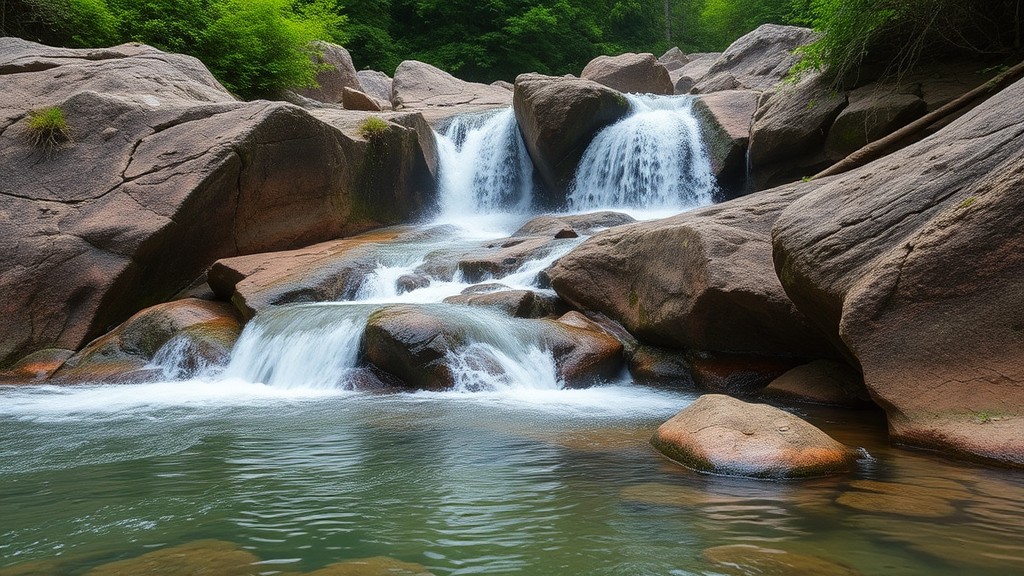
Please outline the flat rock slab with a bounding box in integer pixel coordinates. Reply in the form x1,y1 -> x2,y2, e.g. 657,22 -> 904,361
651,394 -> 860,478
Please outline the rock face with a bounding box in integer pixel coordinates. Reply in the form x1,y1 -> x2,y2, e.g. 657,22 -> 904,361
294,41 -> 361,104
692,90 -> 760,191
548,182 -> 835,359
357,69 -> 393,102
51,299 -> 242,383
342,87 -> 384,111
361,305 -> 623,390
672,52 -> 720,94
581,53 -> 673,95
748,72 -> 848,185
391,60 -> 511,111
772,77 -> 1024,466
763,360 -> 871,406
694,25 -> 815,93
513,73 -> 630,197
825,87 -> 926,159
0,38 -> 436,367
651,394 -> 860,478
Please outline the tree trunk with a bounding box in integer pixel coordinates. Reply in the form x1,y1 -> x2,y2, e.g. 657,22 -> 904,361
664,0 -> 672,44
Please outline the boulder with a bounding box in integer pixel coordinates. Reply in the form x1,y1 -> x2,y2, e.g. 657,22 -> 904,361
512,211 -> 635,237
548,182 -> 836,359
686,351 -> 798,395
672,52 -> 720,94
361,305 -> 622,390
0,39 -> 436,368
0,349 -> 74,384
658,47 -> 690,72
342,87 -> 384,111
391,60 -> 511,111
356,69 -> 393,102
825,87 -> 927,159
491,80 -> 514,91
455,235 -> 574,283
651,394 -> 860,478
442,290 -> 565,319
748,72 -> 848,185
294,41 -> 361,104
628,345 -> 695,386
581,53 -> 673,95
50,299 -> 242,383
693,25 -> 816,94
772,76 -> 1024,466
762,360 -> 871,406
513,73 -> 631,196
692,90 -> 760,191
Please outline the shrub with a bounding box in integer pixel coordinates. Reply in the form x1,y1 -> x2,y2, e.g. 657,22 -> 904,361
25,106 -> 71,152
356,116 -> 390,141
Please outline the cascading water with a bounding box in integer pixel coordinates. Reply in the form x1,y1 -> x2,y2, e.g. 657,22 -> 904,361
435,108 -> 536,219
566,95 -> 717,211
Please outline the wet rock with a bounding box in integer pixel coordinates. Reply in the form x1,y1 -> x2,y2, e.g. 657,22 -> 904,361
83,540 -> 259,576
455,235 -> 575,283
772,76 -> 1024,466
396,273 -> 431,294
513,73 -> 631,196
686,351 -> 796,395
762,360 -> 871,406
0,349 -> 74,384
651,394 -> 859,478
693,25 -> 816,94
825,87 -> 926,159
554,228 -> 578,239
854,514 -> 1024,570
548,182 -> 836,359
581,52 -> 673,95
50,299 -> 242,383
0,38 -> 436,368
342,87 -> 384,112
702,544 -> 862,576
628,345 -> 695,386
512,211 -> 635,237
305,556 -> 434,576
836,479 -> 968,518
692,89 -> 760,189
460,283 -> 511,295
443,290 -> 565,319
391,60 -> 511,111
295,41 -> 361,104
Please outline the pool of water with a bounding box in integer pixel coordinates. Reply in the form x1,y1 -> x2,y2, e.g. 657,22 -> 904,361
1,382 -> 1022,575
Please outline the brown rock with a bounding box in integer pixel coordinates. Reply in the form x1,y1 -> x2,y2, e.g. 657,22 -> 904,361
455,235 -> 575,283
763,360 -> 871,406
305,556 -> 434,576
672,52 -> 719,94
50,299 -> 242,383
628,345 -> 694,386
443,290 -> 565,318
83,540 -> 259,576
342,87 -> 384,111
693,24 -> 816,94
548,183 -> 836,359
0,349 -> 74,384
702,544 -> 862,576
391,60 -> 511,111
772,76 -> 1024,466
825,87 -> 926,159
0,39 -> 435,368
295,41 -> 361,104
651,394 -> 860,478
692,89 -> 760,189
512,73 -> 631,196
687,351 -> 797,395
836,479 -> 966,518
581,53 -> 673,95
511,211 -> 635,237
356,69 -> 393,102
658,47 -> 690,72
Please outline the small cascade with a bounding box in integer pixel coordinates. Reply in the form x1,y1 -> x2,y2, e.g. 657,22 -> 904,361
566,95 -> 717,211
222,304 -> 377,389
435,108 -> 535,218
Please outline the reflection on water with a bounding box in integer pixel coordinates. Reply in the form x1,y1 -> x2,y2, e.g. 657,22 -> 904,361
0,389 -> 1022,576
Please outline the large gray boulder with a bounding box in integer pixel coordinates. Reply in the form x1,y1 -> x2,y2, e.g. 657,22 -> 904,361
694,25 -> 816,94
772,76 -> 1024,467
356,69 -> 393,102
658,47 -> 689,72
548,182 -> 836,359
294,41 -> 361,104
391,60 -> 511,113
0,38 -> 436,367
513,73 -> 631,197
652,394 -> 860,478
672,52 -> 720,94
581,52 -> 673,95
824,86 -> 927,160
692,90 -> 760,191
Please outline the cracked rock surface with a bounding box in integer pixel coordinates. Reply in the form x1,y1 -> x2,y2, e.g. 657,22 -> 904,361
772,77 -> 1024,466
0,38 -> 436,366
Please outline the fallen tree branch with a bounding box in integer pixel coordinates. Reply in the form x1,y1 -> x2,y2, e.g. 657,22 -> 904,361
813,60 -> 1024,179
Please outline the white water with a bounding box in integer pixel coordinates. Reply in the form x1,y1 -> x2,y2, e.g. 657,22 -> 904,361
566,95 -> 717,211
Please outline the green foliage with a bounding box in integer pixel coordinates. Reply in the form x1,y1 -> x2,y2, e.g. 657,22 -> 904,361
357,116 -> 390,140
25,106 -> 71,152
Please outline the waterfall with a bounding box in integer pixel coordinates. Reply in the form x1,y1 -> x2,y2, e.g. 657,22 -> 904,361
566,95 -> 717,211
435,108 -> 535,219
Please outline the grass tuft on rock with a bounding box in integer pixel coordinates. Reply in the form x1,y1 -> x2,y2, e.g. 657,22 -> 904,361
25,106 -> 71,153
356,116 -> 390,142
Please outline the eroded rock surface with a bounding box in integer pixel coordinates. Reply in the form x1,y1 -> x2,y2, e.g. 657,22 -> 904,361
581,52 -> 673,95
693,25 -> 815,94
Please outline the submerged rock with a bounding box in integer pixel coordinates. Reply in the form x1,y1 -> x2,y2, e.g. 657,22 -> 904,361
581,52 -> 673,95
83,539 -> 258,576
513,73 -> 631,197
50,299 -> 242,383
305,556 -> 435,576
651,394 -> 860,478
772,76 -> 1024,467
702,544 -> 862,576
